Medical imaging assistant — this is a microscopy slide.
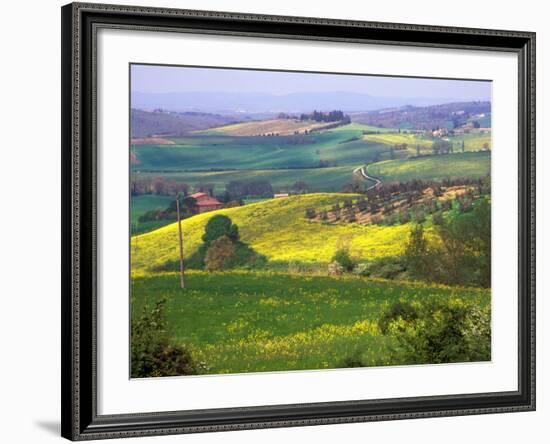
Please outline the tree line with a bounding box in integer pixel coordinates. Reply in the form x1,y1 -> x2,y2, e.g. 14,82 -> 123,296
299,110 -> 349,123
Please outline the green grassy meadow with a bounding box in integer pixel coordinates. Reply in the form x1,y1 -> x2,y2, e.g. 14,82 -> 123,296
132,271 -> 490,374
131,123 -> 491,197
366,151 -> 490,183
447,131 -> 492,150
131,123 -> 423,172
131,195 -> 173,234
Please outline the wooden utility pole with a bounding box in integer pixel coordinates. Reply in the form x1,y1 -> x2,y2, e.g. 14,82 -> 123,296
176,195 -> 185,289
134,222 -> 138,253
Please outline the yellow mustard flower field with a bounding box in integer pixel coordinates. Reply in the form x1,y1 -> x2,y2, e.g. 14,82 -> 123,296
131,193 -> 410,273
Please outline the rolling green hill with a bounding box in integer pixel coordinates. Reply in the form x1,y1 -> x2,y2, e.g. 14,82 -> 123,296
366,151 -> 491,183
131,109 -> 237,138
313,122 -> 396,134
138,166 -> 356,195
130,122 -> 492,201
132,124 -> 491,173
131,123 -> 401,172
131,193 -> 410,273
132,135 -> 327,171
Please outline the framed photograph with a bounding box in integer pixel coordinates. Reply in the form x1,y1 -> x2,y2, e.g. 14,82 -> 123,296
61,2 -> 535,440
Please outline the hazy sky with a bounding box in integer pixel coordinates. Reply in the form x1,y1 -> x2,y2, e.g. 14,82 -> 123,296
131,64 -> 491,101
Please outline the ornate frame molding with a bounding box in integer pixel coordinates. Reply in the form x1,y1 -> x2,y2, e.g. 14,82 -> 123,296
61,2 -> 535,440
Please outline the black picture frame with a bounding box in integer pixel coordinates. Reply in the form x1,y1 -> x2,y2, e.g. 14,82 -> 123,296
61,2 -> 536,440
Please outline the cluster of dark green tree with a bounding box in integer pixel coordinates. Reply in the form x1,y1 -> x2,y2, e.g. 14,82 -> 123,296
339,196 -> 490,287
130,175 -> 191,197
186,215 -> 267,271
131,299 -> 205,378
299,110 -> 349,123
365,176 -> 490,202
432,139 -> 454,154
138,196 -> 197,224
225,180 -> 273,200
404,197 -> 491,288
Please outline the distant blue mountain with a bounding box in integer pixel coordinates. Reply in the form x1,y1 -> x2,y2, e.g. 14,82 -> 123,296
131,91 -> 470,114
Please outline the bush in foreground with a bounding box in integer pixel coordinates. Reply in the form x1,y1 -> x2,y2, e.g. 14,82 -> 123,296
131,299 -> 206,378
378,298 -> 490,365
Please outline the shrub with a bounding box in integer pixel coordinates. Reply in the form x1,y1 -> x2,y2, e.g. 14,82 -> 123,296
412,209 -> 426,223
353,262 -> 371,276
328,261 -> 344,276
187,238 -> 267,272
131,299 -> 205,378
205,235 -> 235,271
378,300 -> 420,334
138,209 -> 177,223
379,298 -> 491,365
340,352 -> 366,368
432,211 -> 444,225
441,200 -> 452,211
354,257 -> 407,279
304,208 -> 316,219
222,241 -> 267,270
332,249 -> 355,272
404,224 -> 429,279
399,211 -> 411,224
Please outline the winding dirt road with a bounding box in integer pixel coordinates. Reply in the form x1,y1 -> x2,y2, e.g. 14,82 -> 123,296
353,165 -> 382,191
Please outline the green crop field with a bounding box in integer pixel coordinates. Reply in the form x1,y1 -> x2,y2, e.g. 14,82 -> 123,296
329,122 -> 395,133
366,151 -> 491,183
363,132 -> 433,147
447,131 -> 492,151
131,123 -> 401,172
139,166 -> 356,195
362,130 -> 491,155
131,193 -> 411,272
131,270 -> 490,374
131,138 -> 320,170
130,194 -> 173,234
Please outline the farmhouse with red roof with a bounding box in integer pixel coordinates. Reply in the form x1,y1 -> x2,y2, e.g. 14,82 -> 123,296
190,192 -> 223,214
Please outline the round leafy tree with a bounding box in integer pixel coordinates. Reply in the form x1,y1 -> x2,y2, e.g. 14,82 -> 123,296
202,215 -> 239,244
